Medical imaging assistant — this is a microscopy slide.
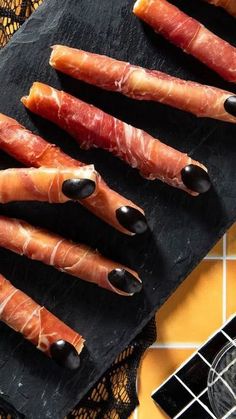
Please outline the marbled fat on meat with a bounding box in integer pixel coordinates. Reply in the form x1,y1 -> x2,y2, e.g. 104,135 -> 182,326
0,113 -> 144,235
49,45 -> 236,123
0,166 -> 97,203
0,274 -> 84,356
133,0 -> 236,82
0,216 -> 141,296
22,83 -> 207,195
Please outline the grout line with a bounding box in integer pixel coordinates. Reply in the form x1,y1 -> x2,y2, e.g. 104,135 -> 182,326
199,350 -> 236,400
152,316 -> 236,417
204,256 -> 224,260
152,316 -> 235,397
209,357 -> 236,391
173,399 -> 195,418
222,406 -> 236,419
174,375 -> 201,401
134,375 -> 139,419
150,343 -> 200,349
223,234 -> 227,324
134,406 -> 139,419
198,352 -> 213,368
221,330 -> 236,344
174,376 -> 216,419
204,255 -> 236,260
174,375 -> 197,419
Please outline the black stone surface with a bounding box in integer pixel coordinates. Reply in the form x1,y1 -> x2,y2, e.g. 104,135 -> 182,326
0,0 -> 235,418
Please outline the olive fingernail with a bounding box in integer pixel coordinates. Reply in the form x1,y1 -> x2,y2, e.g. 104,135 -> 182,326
116,206 -> 148,234
224,96 -> 236,117
50,340 -> 80,369
62,178 -> 96,200
181,164 -> 211,194
108,268 -> 142,294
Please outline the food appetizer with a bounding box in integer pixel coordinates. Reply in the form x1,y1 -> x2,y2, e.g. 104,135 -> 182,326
205,0 -> 236,18
0,113 -> 147,235
0,216 -> 142,296
0,166 -> 97,203
22,83 -> 211,195
0,273 -> 84,369
133,0 -> 236,84
50,45 -> 236,122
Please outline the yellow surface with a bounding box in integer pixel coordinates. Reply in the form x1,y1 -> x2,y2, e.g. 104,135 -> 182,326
227,224 -> 236,255
137,349 -> 194,419
209,237 -> 223,256
227,261 -> 236,318
157,260 -> 223,343
132,227 -> 236,419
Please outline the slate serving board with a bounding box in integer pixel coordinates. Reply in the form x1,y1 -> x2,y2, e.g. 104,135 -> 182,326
0,0 -> 235,417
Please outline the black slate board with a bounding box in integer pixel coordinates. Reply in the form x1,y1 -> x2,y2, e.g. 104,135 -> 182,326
0,1 -> 235,418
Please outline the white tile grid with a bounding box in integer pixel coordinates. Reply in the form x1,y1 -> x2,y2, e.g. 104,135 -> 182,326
134,406 -> 139,419
161,333 -> 236,419
151,328 -> 236,419
173,376 -> 216,419
134,376 -> 139,419
139,234 -> 236,419
150,316 -> 236,395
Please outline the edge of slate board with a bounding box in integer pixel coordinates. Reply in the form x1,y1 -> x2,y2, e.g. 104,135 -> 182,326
0,0 -> 236,418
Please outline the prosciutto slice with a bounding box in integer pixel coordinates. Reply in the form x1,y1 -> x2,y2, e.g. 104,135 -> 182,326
0,273 -> 84,360
50,45 -> 236,123
0,216 -> 142,296
22,82 -> 210,196
0,113 -> 146,235
0,166 -> 97,203
205,0 -> 236,17
133,0 -> 236,83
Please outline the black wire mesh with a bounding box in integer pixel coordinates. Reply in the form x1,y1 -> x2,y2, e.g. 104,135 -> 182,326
68,318 -> 157,419
0,318 -> 156,419
0,0 -> 42,47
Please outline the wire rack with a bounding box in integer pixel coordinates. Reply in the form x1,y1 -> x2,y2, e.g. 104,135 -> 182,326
0,0 -> 43,47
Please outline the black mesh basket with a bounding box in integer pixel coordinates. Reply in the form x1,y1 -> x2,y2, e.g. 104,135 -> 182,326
0,0 -> 42,47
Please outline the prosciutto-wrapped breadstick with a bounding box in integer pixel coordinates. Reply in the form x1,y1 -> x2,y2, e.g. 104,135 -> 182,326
0,166 -> 98,203
22,83 -> 211,195
0,273 -> 84,369
50,45 -> 236,122
0,113 -> 147,235
133,0 -> 236,85
205,0 -> 236,18
0,216 -> 142,296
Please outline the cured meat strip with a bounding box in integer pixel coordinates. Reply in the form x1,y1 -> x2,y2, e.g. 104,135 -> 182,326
0,216 -> 142,297
0,166 -> 98,203
0,113 -> 147,235
22,82 -> 211,195
205,0 -> 236,18
50,45 -> 236,122
133,0 -> 236,83
0,273 -> 84,369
